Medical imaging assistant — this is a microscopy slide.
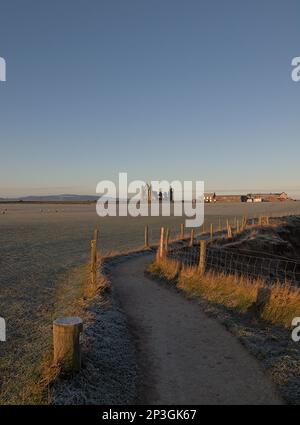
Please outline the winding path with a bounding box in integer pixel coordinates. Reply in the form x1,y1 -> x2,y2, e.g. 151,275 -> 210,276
111,254 -> 283,405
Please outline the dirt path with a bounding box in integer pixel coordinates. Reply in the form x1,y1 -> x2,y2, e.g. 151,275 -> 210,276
111,254 -> 283,405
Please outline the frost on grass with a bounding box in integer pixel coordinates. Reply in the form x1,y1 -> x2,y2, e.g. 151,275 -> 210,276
52,293 -> 137,405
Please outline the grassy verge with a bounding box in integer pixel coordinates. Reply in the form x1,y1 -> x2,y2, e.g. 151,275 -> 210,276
0,256 -> 109,405
3,247 -> 149,405
51,251 -> 140,405
44,258 -> 109,404
148,257 -> 300,329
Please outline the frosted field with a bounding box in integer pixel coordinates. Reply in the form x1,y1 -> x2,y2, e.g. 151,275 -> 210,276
1,201 -> 300,403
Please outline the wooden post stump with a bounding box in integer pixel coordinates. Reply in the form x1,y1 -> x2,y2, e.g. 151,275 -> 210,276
53,317 -> 83,374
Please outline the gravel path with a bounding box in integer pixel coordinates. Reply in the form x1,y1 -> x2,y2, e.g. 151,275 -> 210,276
111,254 -> 283,405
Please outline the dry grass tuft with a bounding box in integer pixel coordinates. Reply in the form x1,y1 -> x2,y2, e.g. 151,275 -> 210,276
260,283 -> 300,327
148,256 -> 181,281
149,257 -> 300,329
178,266 -> 262,312
83,258 -> 111,299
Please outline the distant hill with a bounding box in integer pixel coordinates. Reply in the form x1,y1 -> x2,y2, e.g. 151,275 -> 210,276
0,194 -> 101,202
20,194 -> 99,202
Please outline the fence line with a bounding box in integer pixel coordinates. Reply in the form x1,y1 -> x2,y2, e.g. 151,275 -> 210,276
166,242 -> 300,285
157,216 -> 300,286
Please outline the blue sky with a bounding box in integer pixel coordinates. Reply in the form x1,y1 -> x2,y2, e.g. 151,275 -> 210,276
0,0 -> 299,197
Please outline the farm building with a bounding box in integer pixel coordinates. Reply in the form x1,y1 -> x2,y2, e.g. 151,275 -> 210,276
215,194 -> 242,203
201,192 -> 290,203
245,192 -> 289,202
204,192 -> 217,203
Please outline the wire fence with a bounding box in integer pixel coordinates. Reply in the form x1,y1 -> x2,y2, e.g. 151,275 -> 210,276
166,237 -> 300,286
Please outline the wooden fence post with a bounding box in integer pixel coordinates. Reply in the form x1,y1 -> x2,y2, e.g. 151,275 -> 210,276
226,219 -> 232,238
189,229 -> 194,246
255,287 -> 271,317
180,223 -> 185,239
236,220 -> 240,234
241,216 -> 246,230
53,317 -> 83,374
165,227 -> 169,252
93,228 -> 99,241
144,225 -> 149,248
260,216 -> 269,226
91,239 -> 97,285
227,224 -> 232,239
159,226 -> 165,259
198,240 -> 206,276
210,223 -> 213,241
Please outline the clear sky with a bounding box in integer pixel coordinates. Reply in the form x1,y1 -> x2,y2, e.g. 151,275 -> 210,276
0,0 -> 299,197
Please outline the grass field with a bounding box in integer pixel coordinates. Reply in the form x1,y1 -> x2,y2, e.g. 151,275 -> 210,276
1,201 -> 300,403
